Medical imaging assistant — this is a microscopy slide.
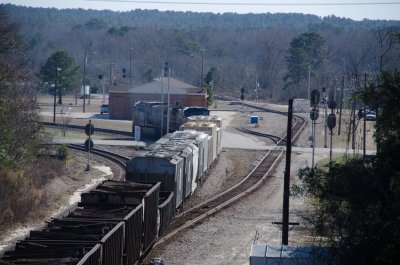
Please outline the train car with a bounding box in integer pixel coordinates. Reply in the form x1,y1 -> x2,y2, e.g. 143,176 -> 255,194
154,130 -> 207,191
183,106 -> 210,117
194,132 -> 209,178
126,148 -> 185,209
158,191 -> 175,236
180,122 -> 218,168
187,115 -> 222,128
187,115 -> 223,157
80,180 -> 160,257
126,129 -> 211,210
217,127 -> 222,154
0,180 -> 160,265
132,101 -> 210,139
169,130 -> 207,182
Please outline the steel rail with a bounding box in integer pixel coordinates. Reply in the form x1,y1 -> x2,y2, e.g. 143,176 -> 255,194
155,149 -> 283,247
67,144 -> 130,180
41,122 -> 133,137
220,96 -> 306,144
153,98 -> 307,248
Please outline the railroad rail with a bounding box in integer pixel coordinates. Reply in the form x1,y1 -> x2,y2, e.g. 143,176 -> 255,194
41,121 -> 133,137
154,99 -> 306,248
67,144 -> 130,180
155,149 -> 283,247
228,98 -> 307,145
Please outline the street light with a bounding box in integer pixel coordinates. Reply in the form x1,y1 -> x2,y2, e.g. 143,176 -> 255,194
53,67 -> 61,123
83,48 -> 87,113
130,47 -> 133,89
191,48 -> 205,88
83,43 -> 95,111
164,62 -> 171,133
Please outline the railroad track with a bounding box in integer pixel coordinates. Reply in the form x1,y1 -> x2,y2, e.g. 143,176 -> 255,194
41,122 -> 133,137
156,149 -> 283,246
67,144 -> 130,180
154,100 -> 306,248
221,97 -> 306,145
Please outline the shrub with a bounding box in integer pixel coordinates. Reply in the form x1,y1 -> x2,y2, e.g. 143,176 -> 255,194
57,144 -> 68,160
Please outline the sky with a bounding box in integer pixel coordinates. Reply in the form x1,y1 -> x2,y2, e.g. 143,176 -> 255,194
1,0 -> 400,21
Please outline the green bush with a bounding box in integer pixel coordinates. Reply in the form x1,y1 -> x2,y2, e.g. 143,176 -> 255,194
57,144 -> 68,160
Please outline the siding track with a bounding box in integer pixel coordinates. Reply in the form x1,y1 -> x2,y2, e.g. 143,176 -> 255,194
154,99 -> 306,247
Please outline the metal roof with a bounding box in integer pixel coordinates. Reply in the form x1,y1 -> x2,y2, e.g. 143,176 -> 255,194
128,77 -> 205,95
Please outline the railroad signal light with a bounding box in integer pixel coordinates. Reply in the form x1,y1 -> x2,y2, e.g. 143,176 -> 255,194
310,107 -> 319,121
122,68 -> 126,78
85,123 -> 95,136
240,87 -> 245,101
310,89 -> 320,107
328,96 -> 337,110
84,139 -> 94,151
327,113 -> 337,130
98,74 -> 103,80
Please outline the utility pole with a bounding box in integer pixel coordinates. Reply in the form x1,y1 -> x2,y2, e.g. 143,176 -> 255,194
165,62 -> 171,134
352,73 -> 359,150
282,99 -> 293,245
323,87 -> 328,148
53,67 -> 59,123
130,47 -> 133,89
82,49 -> 87,113
338,76 -> 344,135
255,74 -> 259,103
160,67 -> 165,137
88,42 -> 93,105
308,65 -> 311,101
110,63 -> 114,87
200,49 -> 204,89
363,73 -> 367,158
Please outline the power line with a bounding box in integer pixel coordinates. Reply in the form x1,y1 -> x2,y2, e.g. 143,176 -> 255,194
86,0 -> 400,6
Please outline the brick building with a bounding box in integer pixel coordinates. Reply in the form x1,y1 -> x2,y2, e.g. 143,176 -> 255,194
109,78 -> 207,120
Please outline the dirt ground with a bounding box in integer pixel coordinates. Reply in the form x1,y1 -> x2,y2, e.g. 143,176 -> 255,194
144,101 -> 376,265
0,97 -> 376,263
0,151 -> 114,253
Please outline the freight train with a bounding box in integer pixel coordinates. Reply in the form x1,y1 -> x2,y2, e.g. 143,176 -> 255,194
1,117 -> 222,265
132,101 -> 210,139
0,180 -> 172,265
126,116 -> 222,210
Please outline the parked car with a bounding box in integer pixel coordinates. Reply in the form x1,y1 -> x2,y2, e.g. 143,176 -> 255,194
365,110 -> 376,121
100,104 -> 109,115
357,108 -> 376,121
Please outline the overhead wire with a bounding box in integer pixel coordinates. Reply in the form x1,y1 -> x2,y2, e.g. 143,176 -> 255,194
86,0 -> 400,6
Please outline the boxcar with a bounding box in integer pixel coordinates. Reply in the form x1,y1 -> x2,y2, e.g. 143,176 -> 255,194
126,151 -> 185,209
180,122 -> 218,167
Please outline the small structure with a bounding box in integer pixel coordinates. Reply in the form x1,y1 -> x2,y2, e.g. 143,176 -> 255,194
250,115 -> 259,124
109,78 -> 207,120
249,244 -> 332,265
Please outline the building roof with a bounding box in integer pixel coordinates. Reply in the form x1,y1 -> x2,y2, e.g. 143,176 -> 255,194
127,77 -> 204,95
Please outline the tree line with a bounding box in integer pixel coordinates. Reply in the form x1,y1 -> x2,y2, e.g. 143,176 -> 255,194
1,5 -> 400,263
2,4 -> 400,102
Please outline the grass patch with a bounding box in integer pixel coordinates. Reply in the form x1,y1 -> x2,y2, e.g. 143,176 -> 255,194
0,158 -> 66,227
